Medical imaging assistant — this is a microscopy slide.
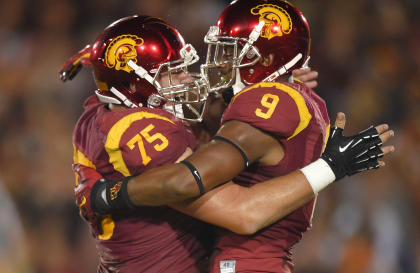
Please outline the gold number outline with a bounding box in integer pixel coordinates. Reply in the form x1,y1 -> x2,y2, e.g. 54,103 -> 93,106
105,112 -> 175,177
126,124 -> 169,166
255,93 -> 280,119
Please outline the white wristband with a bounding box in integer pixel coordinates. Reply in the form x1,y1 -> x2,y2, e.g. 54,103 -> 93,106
300,158 -> 336,194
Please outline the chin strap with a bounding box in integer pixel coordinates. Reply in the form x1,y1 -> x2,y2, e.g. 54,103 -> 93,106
238,21 -> 265,61
109,87 -> 138,108
127,60 -> 160,88
232,68 -> 246,95
95,87 -> 140,108
231,51 -> 303,94
95,90 -> 122,105
302,56 -> 311,68
263,53 -> 303,82
289,56 -> 311,83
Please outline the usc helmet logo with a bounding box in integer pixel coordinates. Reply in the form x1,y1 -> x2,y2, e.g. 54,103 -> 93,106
105,34 -> 144,73
251,4 -> 292,40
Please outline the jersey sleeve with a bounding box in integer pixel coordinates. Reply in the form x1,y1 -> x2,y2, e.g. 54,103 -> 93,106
221,82 -> 312,139
102,108 -> 194,177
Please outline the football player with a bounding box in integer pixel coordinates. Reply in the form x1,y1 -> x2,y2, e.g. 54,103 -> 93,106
196,1 -> 394,272
71,1 -> 395,273
62,15 -> 211,273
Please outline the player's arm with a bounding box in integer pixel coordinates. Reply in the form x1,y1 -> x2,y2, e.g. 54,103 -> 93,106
123,117 -> 281,206
78,122 -> 284,213
85,112 -> 394,216
92,85 -> 301,207
169,113 -> 395,234
170,172 -> 313,235
85,118 -> 283,211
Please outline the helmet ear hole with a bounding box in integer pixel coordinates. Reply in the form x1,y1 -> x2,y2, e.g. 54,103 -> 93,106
122,81 -> 130,90
261,53 -> 274,67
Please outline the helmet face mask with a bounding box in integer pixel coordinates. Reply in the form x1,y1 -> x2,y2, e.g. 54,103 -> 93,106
132,43 -> 209,121
151,46 -> 207,103
151,68 -> 209,122
201,0 -> 311,95
202,29 -> 262,93
83,15 -> 209,121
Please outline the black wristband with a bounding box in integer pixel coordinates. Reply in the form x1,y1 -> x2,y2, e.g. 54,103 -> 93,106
90,179 -> 107,214
180,160 -> 205,196
212,135 -> 249,168
91,177 -> 135,214
107,177 -> 135,209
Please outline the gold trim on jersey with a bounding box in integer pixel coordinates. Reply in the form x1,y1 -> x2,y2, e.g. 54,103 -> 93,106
105,111 -> 175,177
231,82 -> 312,140
98,214 -> 115,240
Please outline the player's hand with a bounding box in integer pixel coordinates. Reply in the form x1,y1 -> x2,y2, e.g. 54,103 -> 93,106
292,67 -> 318,89
74,164 -> 106,235
321,112 -> 395,180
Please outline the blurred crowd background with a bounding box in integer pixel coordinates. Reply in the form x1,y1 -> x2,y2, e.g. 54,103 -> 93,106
0,0 -> 419,272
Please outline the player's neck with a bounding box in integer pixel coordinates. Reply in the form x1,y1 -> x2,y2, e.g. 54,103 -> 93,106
108,103 -> 126,112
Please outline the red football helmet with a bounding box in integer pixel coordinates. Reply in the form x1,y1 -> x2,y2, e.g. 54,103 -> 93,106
60,15 -> 209,121
201,0 -> 311,93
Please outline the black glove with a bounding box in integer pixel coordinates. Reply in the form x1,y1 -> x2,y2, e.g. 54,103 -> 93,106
321,126 -> 384,180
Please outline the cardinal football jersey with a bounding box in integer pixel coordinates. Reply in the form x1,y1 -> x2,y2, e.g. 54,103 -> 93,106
73,95 -> 208,273
211,82 -> 330,273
